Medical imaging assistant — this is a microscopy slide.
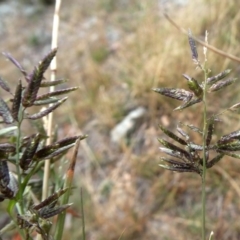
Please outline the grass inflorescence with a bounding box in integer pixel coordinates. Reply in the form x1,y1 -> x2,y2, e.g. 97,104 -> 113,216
0,49 -> 86,240
153,30 -> 240,239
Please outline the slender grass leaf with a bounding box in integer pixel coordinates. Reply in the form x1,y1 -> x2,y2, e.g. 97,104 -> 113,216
0,126 -> 17,136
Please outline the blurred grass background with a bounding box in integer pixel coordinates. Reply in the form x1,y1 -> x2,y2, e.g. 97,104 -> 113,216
1,0 -> 240,239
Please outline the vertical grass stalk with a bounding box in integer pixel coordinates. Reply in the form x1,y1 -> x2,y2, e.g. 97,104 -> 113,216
42,0 -> 62,202
201,67 -> 208,240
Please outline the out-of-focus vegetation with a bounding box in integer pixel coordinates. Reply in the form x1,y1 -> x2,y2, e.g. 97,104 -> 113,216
1,0 -> 240,239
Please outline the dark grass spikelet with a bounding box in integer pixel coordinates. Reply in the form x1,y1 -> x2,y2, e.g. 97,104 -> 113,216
28,97 -> 67,120
152,87 -> 193,102
38,204 -> 71,219
33,97 -> 60,106
33,188 -> 70,210
208,78 -> 237,92
56,135 -> 87,148
228,102 -> 240,114
36,87 -> 79,100
159,147 -> 188,161
0,143 -> 15,152
182,74 -> 203,97
159,124 -> 187,145
22,48 -> 57,107
179,122 -> 203,134
2,52 -> 28,79
206,153 -> 224,168
217,150 -> 240,159
20,134 -> 40,170
158,138 -> 192,162
217,139 -> 240,151
176,124 -> 190,140
218,129 -> 240,144
207,69 -> 232,85
0,98 -> 14,124
11,80 -> 22,121
174,97 -> 202,111
39,143 -> 75,160
159,157 -> 202,175
0,77 -> 11,94
206,121 -> 214,146
188,29 -> 198,62
40,79 -> 68,87
0,160 -> 10,188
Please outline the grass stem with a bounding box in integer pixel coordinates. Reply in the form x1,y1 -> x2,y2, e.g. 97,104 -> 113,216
201,66 -> 209,240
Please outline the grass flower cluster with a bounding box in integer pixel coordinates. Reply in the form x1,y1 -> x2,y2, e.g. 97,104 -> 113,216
153,30 -> 240,239
0,49 -> 86,240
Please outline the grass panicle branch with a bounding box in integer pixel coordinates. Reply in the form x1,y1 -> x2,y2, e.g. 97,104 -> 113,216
153,30 -> 239,239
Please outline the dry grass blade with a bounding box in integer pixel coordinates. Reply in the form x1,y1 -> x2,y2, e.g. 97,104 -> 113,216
54,138 -> 81,240
164,13 -> 240,63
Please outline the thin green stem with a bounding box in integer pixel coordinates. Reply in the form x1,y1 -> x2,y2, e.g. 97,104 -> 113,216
201,66 -> 209,240
15,118 -> 23,214
80,188 -> 86,240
